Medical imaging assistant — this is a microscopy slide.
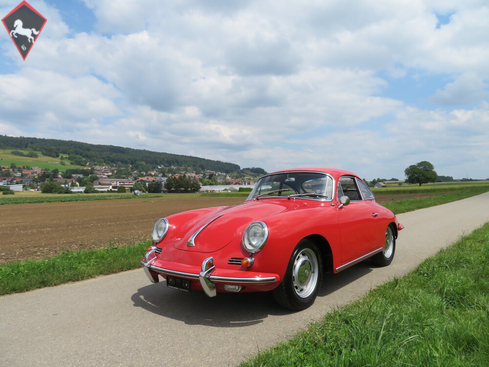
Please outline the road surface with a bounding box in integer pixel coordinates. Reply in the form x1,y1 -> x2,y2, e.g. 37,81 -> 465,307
1,192 -> 489,366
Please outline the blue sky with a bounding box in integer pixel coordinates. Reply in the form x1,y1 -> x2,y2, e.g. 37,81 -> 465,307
1,0 -> 488,180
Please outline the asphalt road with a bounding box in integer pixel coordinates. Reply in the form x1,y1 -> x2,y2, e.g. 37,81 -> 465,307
2,192 -> 489,367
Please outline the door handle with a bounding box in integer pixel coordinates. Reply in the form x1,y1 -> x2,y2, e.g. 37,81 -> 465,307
372,213 -> 379,218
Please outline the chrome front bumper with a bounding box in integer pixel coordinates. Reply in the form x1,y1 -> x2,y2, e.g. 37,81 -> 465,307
141,248 -> 277,298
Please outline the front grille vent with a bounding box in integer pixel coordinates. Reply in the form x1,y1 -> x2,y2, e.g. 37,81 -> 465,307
228,258 -> 243,265
155,247 -> 162,254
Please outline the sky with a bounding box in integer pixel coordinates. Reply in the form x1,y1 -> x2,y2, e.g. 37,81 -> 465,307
1,0 -> 488,180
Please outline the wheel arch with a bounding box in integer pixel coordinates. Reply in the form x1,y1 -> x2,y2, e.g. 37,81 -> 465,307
302,234 -> 333,273
389,221 -> 399,239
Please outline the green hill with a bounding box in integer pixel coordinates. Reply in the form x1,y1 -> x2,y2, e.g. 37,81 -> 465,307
0,149 -> 84,172
0,135 -> 240,173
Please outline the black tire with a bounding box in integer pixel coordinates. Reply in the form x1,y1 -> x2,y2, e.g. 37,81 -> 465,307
272,239 -> 323,311
371,225 -> 395,267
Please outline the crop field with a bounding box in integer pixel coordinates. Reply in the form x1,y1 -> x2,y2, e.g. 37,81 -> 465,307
0,196 -> 244,264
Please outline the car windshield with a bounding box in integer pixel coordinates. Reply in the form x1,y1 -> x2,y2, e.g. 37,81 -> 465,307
247,172 -> 334,201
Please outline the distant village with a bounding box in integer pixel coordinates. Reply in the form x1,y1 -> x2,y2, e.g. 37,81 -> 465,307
0,164 -> 258,193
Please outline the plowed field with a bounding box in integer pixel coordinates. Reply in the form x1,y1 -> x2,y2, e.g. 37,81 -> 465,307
0,194 -> 435,264
0,197 -> 244,264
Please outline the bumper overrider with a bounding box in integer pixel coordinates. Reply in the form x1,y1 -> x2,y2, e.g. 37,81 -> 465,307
140,247 -> 279,297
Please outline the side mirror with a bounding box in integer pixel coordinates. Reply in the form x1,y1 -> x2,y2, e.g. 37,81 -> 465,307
338,195 -> 350,209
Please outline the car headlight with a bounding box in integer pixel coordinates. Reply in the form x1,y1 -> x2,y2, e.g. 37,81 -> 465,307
242,221 -> 268,253
152,218 -> 169,243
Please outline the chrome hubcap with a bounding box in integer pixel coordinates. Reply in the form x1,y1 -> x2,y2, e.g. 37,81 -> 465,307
292,248 -> 319,298
383,227 -> 394,258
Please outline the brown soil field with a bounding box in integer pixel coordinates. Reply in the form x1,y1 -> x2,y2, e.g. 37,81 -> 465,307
0,197 -> 244,264
0,194 -> 437,264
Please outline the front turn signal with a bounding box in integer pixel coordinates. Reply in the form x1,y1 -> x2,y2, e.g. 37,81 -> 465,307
241,257 -> 255,268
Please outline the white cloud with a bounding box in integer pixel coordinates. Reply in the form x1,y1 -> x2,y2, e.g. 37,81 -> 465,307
430,73 -> 488,106
0,0 -> 488,179
0,69 -> 120,130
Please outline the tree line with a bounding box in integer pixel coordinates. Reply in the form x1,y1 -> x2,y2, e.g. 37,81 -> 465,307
0,135 -> 240,173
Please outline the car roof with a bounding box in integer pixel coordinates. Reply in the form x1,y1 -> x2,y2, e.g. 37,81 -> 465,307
267,168 -> 358,178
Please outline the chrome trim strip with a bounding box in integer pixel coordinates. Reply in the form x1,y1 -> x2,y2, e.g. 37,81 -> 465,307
210,275 -> 277,284
141,262 -> 200,280
335,247 -> 383,272
141,262 -> 277,284
187,214 -> 224,247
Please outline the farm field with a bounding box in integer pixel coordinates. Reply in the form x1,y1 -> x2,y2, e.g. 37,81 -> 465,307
0,196 -> 244,264
0,191 -> 452,265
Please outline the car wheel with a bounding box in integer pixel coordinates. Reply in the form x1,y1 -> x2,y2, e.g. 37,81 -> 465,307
371,225 -> 395,266
272,239 -> 323,311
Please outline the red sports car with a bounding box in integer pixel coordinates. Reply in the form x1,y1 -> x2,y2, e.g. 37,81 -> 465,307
141,168 -> 403,310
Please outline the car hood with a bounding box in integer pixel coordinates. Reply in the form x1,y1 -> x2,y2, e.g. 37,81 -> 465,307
170,199 -> 304,253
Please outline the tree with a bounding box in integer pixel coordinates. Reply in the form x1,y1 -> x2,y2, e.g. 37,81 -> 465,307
165,175 -> 200,193
147,181 -> 163,193
436,175 -> 454,182
40,180 -> 58,193
131,182 -> 146,193
404,161 -> 438,186
84,182 -> 97,193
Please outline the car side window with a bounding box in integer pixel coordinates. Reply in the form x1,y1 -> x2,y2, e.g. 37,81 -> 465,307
339,177 -> 362,201
357,179 -> 375,200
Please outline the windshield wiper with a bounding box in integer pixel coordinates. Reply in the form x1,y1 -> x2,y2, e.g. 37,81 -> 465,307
255,189 -> 292,200
287,193 -> 329,200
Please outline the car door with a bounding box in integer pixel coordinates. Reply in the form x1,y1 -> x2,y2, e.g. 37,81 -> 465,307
336,176 -> 382,264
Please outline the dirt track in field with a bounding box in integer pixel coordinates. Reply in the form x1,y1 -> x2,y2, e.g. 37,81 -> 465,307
0,194 -> 436,264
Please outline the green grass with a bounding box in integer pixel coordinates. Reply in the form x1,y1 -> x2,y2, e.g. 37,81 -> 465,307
0,149 -> 84,171
0,241 -> 151,295
382,186 -> 489,214
241,222 -> 489,367
373,184 -> 489,196
0,192 -> 164,205
200,192 -> 250,198
0,192 -> 204,205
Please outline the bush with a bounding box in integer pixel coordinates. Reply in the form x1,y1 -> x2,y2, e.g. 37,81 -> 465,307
117,186 -> 126,193
2,190 -> 14,195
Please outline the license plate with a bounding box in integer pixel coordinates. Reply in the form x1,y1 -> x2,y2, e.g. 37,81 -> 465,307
166,276 -> 191,292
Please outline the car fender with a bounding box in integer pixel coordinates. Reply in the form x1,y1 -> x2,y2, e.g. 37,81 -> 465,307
247,204 -> 341,277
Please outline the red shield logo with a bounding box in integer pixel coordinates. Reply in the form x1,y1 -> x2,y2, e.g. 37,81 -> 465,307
2,1 -> 47,60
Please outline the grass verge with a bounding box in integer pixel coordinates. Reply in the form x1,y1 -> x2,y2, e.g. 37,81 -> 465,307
0,192 -> 198,205
0,241 -> 151,295
382,186 -> 489,214
241,222 -> 489,367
